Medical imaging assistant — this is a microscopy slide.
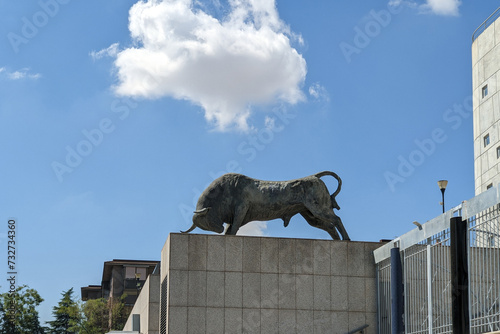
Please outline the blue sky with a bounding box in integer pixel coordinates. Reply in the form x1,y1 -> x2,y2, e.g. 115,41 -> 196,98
0,0 -> 498,324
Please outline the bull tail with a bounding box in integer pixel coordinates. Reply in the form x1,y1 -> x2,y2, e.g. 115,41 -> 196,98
180,223 -> 197,234
314,171 -> 342,206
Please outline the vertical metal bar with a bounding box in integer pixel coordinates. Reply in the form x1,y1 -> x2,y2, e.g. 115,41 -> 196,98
467,217 -> 474,333
376,265 -> 380,334
450,216 -> 470,334
403,251 -> 408,333
427,244 -> 433,334
391,247 -> 404,334
496,212 -> 500,332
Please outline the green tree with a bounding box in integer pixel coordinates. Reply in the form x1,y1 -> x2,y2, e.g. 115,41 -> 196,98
81,298 -> 108,334
109,296 -> 129,331
47,288 -> 82,334
80,295 -> 131,334
0,285 -> 45,334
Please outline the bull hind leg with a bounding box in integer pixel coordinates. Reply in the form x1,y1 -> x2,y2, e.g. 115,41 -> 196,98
304,207 -> 350,241
300,210 -> 341,240
318,211 -> 350,241
331,214 -> 350,241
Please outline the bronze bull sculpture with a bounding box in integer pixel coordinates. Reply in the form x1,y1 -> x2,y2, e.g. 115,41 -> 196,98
181,171 -> 349,240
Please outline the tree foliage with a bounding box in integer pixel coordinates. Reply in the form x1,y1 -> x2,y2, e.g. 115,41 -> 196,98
80,295 -> 130,334
109,295 -> 130,331
81,298 -> 108,334
0,285 -> 45,334
47,288 -> 81,334
0,285 -> 132,334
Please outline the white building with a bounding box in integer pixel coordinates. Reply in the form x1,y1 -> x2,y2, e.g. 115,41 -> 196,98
472,8 -> 500,195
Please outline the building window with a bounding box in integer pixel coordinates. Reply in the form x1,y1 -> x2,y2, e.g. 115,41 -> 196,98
125,266 -> 147,280
482,85 -> 489,98
484,134 -> 490,147
125,267 -> 136,279
487,183 -> 493,190
488,236 -> 496,247
136,267 -> 146,279
497,146 -> 500,158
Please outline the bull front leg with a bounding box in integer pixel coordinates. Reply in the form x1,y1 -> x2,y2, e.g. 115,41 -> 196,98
282,215 -> 293,228
225,204 -> 248,235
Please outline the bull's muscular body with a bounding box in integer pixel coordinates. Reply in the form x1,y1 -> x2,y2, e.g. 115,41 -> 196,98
182,171 -> 349,240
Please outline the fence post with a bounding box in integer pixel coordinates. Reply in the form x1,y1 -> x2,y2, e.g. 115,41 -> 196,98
450,216 -> 470,334
391,247 -> 404,334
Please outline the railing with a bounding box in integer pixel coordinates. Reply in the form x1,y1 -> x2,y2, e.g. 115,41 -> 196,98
469,205 -> 500,333
375,186 -> 500,333
472,7 -> 500,42
377,258 -> 392,333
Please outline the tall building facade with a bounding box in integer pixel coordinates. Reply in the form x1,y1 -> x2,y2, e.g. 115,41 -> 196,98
81,259 -> 160,305
472,8 -> 500,195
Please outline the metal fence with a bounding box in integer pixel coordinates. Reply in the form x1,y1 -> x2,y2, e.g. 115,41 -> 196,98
469,205 -> 500,333
377,257 -> 392,333
374,186 -> 500,333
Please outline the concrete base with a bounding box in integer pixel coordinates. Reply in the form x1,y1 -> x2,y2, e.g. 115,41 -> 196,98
159,233 -> 384,334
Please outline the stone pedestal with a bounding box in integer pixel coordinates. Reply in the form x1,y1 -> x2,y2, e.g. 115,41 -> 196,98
160,233 -> 383,334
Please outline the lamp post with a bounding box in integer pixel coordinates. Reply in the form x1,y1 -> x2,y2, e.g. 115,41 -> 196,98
438,180 -> 448,213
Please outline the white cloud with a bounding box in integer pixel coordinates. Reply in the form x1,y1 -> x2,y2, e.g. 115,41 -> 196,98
9,71 -> 27,80
308,83 -> 329,102
112,0 -> 307,131
238,221 -> 268,236
0,67 -> 41,80
90,43 -> 120,60
390,0 -> 460,16
420,0 -> 460,16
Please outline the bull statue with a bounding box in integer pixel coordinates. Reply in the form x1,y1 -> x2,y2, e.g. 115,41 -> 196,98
181,171 -> 350,240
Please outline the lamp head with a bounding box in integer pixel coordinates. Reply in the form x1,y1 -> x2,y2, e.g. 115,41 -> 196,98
437,180 -> 448,191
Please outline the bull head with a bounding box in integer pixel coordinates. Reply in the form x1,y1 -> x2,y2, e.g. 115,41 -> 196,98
191,207 -> 224,233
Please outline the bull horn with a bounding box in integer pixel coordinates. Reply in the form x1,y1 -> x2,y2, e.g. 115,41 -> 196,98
193,207 -> 210,215
180,223 -> 197,234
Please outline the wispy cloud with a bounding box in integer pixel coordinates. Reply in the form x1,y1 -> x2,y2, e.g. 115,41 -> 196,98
390,0 -> 461,16
420,0 -> 460,16
308,83 -> 330,102
0,67 -> 41,80
109,0 -> 307,132
238,221 -> 268,236
90,43 -> 120,60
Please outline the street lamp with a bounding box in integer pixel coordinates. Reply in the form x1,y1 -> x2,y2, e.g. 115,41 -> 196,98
437,180 -> 448,213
